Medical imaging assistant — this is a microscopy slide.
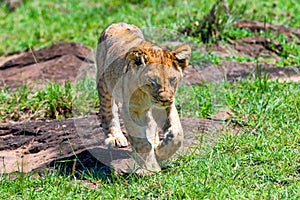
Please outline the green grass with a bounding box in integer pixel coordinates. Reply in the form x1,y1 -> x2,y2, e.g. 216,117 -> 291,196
1,0 -> 299,66
1,77 -> 299,199
0,77 -> 98,122
0,76 -> 221,122
1,0 -> 300,199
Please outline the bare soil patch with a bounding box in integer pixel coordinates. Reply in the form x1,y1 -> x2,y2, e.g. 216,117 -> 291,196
0,113 -> 227,175
234,20 -> 300,43
1,42 -> 299,88
0,42 -> 93,88
184,61 -> 299,85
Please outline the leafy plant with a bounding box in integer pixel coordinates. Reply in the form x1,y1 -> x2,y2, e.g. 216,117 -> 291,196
0,78 -> 98,122
181,0 -> 247,43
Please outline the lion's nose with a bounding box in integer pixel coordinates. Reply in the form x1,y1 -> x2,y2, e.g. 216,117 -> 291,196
158,91 -> 172,102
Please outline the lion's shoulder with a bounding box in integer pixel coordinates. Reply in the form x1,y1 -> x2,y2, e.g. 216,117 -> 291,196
99,22 -> 144,45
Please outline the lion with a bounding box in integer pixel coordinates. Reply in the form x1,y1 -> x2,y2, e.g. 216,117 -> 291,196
96,23 -> 191,175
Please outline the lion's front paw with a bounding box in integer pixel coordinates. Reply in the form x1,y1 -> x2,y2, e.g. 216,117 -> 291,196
105,134 -> 128,148
135,168 -> 156,176
134,165 -> 161,176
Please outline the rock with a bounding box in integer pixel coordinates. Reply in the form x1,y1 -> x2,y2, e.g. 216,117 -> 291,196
0,42 -> 94,88
0,113 -> 226,175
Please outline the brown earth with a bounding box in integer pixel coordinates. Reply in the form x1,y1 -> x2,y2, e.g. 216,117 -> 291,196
0,33 -> 299,176
234,20 -> 300,43
0,112 -> 230,175
0,42 -> 94,88
1,41 -> 299,88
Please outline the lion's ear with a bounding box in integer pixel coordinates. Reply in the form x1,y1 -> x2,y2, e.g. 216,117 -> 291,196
172,44 -> 191,70
126,47 -> 148,70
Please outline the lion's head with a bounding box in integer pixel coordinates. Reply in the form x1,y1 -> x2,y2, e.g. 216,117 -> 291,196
126,44 -> 191,108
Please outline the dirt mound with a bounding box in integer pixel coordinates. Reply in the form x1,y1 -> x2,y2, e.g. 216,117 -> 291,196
235,20 -> 300,42
0,42 -> 93,88
0,112 -> 228,175
184,61 -> 300,85
1,42 -> 299,88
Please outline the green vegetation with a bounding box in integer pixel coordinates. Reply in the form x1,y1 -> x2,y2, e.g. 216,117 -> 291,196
0,76 -> 224,122
1,0 -> 299,65
0,77 -> 98,122
1,0 -> 300,199
1,77 -> 299,198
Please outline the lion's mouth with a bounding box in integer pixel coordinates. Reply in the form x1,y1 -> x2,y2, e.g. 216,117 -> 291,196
152,99 -> 173,108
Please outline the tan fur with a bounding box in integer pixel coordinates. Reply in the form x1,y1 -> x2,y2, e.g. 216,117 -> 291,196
96,23 -> 191,175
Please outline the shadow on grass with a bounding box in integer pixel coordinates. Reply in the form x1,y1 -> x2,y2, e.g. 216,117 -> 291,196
47,147 -> 136,181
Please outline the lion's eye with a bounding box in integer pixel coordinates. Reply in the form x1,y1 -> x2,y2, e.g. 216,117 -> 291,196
148,78 -> 159,86
169,77 -> 177,85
